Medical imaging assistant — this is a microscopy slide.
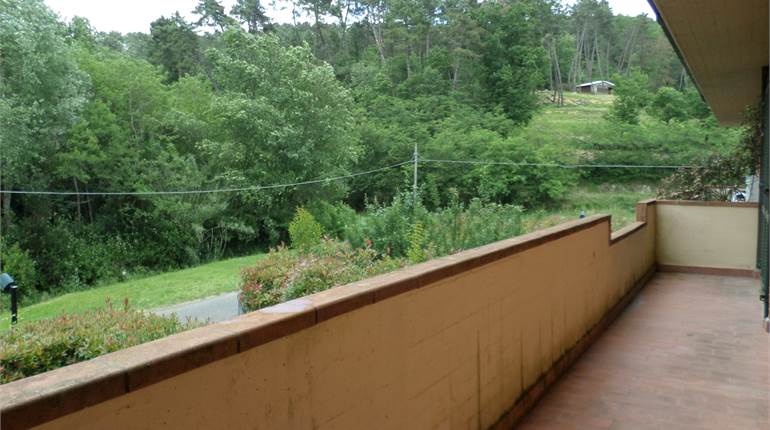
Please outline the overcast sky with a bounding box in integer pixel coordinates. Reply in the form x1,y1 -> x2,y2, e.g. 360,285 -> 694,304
43,0 -> 656,35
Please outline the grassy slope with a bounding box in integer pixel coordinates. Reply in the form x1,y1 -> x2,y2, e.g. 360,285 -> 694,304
521,93 -> 655,231
1,253 -> 264,327
522,184 -> 654,233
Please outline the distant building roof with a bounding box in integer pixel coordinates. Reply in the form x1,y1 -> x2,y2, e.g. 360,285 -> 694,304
576,80 -> 615,88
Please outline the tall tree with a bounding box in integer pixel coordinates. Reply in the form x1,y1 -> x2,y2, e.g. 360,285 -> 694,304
231,0 -> 270,34
294,0 -> 334,56
568,0 -> 613,86
205,30 -> 360,237
475,1 -> 547,123
193,0 -> 237,32
148,14 -> 201,82
0,0 -> 89,226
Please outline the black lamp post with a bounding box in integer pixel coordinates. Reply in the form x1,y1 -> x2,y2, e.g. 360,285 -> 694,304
1,273 -> 18,325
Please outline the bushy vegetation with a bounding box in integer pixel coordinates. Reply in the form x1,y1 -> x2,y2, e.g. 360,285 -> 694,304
241,197 -> 526,310
659,109 -> 761,201
0,301 -> 194,384
344,193 -> 525,258
239,240 -> 404,310
288,208 -> 324,251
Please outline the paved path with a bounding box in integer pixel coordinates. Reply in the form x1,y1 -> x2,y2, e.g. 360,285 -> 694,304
153,291 -> 241,323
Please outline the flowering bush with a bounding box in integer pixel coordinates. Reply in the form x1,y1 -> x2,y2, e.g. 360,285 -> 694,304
239,240 -> 405,311
0,301 -> 195,384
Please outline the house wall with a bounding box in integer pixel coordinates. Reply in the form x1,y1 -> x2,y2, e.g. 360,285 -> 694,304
656,200 -> 759,274
1,202 -> 659,430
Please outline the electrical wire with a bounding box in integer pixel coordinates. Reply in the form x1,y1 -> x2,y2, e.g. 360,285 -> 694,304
0,157 -> 701,197
420,158 -> 699,170
0,160 -> 414,197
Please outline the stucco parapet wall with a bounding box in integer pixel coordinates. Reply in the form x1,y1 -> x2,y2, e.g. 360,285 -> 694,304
657,200 -> 759,208
0,201 -> 659,430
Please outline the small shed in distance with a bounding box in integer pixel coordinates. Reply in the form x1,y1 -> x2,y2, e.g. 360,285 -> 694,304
575,80 -> 615,95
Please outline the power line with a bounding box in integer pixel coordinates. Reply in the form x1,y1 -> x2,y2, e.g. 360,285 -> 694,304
420,159 -> 699,170
0,157 -> 701,197
0,160 -> 414,197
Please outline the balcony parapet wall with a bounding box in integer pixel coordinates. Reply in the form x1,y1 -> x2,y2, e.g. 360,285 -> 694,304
656,200 -> 759,278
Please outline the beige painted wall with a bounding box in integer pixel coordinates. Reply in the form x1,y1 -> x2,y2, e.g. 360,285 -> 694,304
656,203 -> 758,270
25,212 -> 657,430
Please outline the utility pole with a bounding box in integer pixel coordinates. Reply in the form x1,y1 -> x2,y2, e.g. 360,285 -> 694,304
412,142 -> 419,208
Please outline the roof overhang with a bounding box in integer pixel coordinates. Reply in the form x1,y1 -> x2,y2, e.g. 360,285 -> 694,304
648,0 -> 769,125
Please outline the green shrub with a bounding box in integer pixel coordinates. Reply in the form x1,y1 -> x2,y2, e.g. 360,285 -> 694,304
406,223 -> 430,263
288,208 -> 323,250
344,193 -> 427,257
19,221 -> 131,295
425,198 -> 524,256
0,302 -> 194,384
239,240 -> 405,311
650,87 -> 689,123
346,194 -> 524,259
307,201 -> 356,239
0,241 -> 38,297
608,70 -> 652,125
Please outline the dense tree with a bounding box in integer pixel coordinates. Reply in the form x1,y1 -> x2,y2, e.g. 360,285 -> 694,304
203,31 -> 360,239
193,0 -> 237,32
649,87 -> 688,123
608,69 -> 651,124
475,1 -> 547,123
0,0 -> 89,228
231,0 -> 271,34
148,14 -> 201,82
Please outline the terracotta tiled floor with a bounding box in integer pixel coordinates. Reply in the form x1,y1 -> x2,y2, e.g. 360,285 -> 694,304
518,273 -> 770,430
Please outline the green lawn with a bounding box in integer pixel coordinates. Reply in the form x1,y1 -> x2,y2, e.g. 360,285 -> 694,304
1,253 -> 264,328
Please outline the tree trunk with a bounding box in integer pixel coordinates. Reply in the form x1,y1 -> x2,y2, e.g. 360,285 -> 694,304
74,178 -> 82,223
451,61 -> 460,89
368,16 -> 386,63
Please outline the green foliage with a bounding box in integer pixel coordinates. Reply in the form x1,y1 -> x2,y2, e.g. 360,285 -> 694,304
193,0 -> 237,31
425,198 -> 524,256
475,1 -> 546,124
658,109 -> 758,201
306,201 -> 357,239
288,208 -> 324,250
345,193 -> 524,259
650,87 -> 689,123
345,193 -> 425,257
0,302 -> 194,384
0,0 -> 88,190
239,240 -> 404,311
0,241 -> 37,300
230,0 -> 270,34
203,30 -> 360,238
148,13 -> 200,82
406,223 -> 429,264
609,70 -> 652,125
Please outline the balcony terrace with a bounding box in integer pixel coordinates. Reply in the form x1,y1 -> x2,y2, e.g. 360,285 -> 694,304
519,272 -> 768,430
0,199 -> 767,430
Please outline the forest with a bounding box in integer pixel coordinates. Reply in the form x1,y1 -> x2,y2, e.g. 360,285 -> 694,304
0,0 -> 748,305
